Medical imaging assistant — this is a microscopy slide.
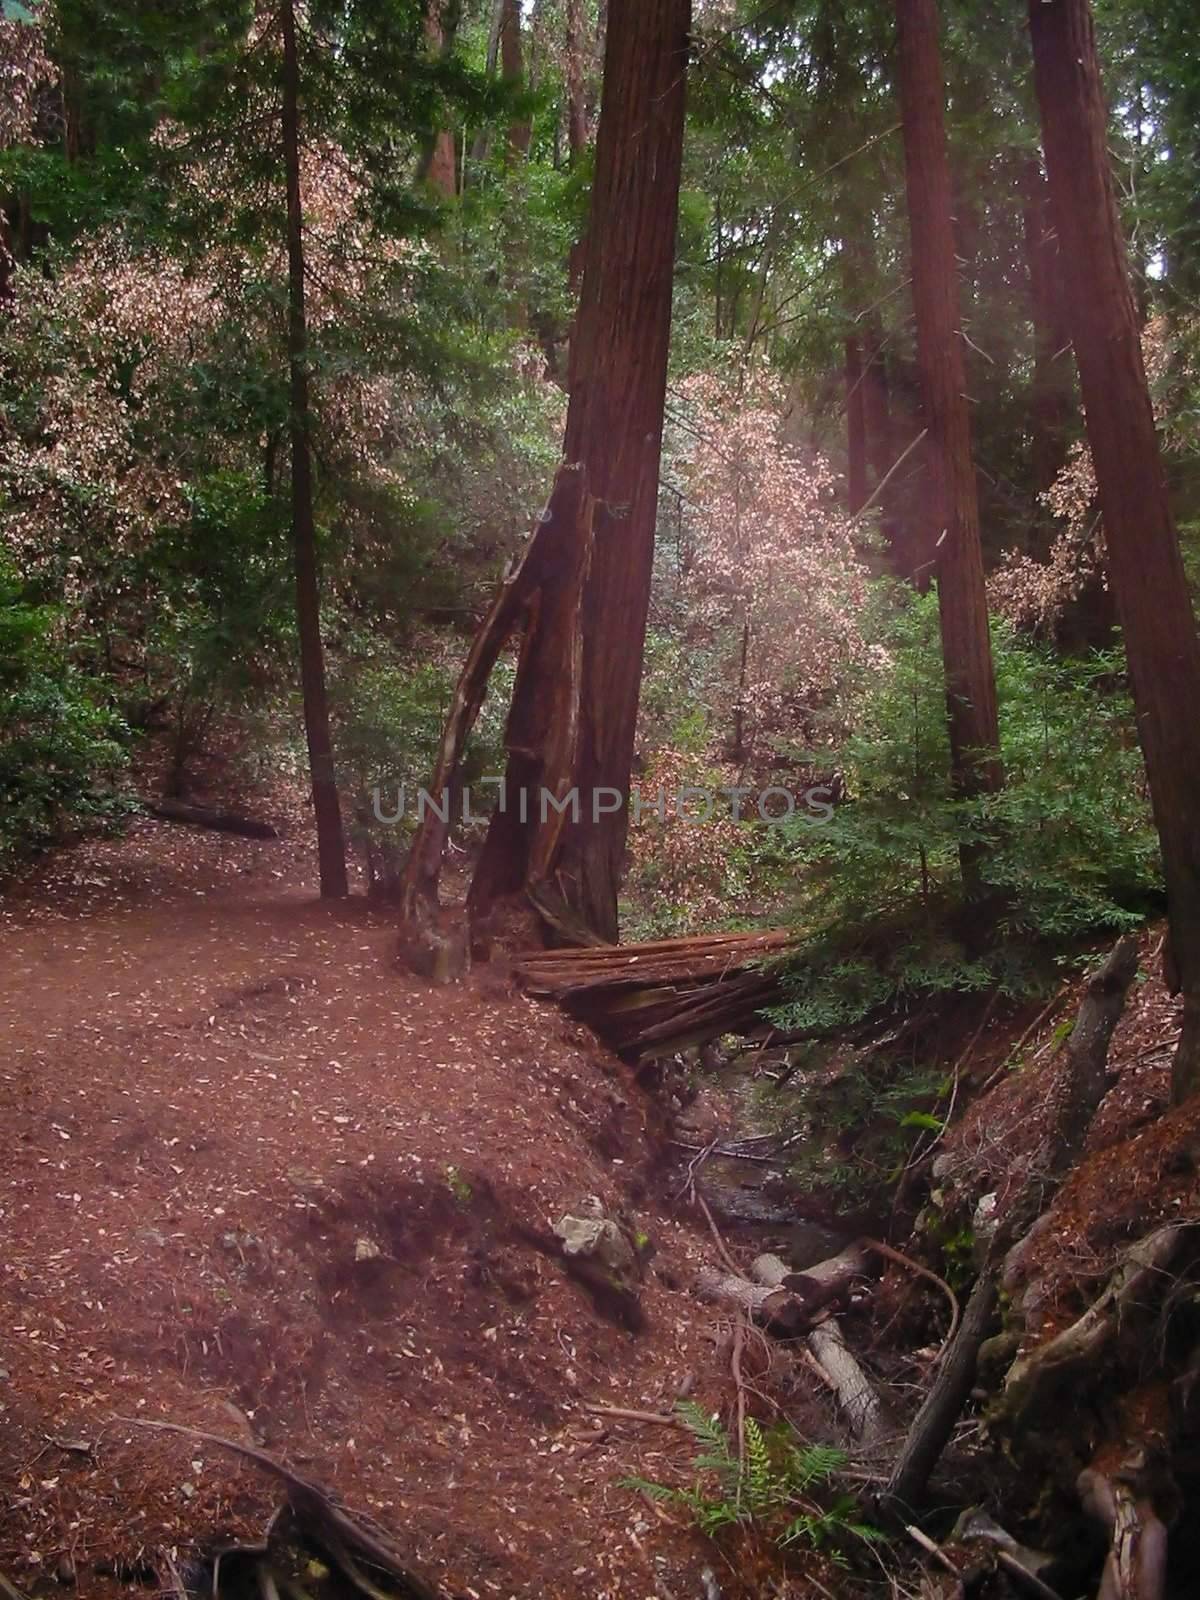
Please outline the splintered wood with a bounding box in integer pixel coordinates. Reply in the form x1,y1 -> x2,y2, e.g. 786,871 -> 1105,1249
512,929 -> 796,1058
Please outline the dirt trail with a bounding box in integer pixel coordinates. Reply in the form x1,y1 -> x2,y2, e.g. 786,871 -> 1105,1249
0,821 -> 724,1600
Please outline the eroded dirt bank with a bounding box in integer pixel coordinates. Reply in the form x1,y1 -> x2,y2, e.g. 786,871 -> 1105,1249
0,821 -> 731,1599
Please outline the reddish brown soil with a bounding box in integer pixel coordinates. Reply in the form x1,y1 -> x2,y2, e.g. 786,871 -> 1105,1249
943,926 -> 1200,1340
0,820 -> 735,1599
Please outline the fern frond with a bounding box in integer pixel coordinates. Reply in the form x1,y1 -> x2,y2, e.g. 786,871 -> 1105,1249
617,1476 -> 679,1503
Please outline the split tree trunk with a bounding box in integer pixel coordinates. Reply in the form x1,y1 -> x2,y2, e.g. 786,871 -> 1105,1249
402,0 -> 690,941
894,0 -> 1003,838
1028,0 -> 1200,1103
281,0 -> 349,900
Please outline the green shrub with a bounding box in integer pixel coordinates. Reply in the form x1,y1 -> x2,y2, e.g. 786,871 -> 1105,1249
332,647 -> 513,897
769,588 -> 1159,1034
0,555 -> 130,871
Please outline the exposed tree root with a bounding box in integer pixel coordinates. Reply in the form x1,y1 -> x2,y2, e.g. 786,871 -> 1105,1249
116,1418 -> 446,1600
995,1225 -> 1186,1435
1079,1457 -> 1170,1600
878,936 -> 1140,1517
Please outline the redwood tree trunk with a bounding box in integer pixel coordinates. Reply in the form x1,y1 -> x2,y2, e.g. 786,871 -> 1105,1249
844,334 -> 869,515
895,0 -> 1003,824
564,0 -> 589,161
1019,155 -> 1074,504
469,0 -> 691,941
1029,0 -> 1200,1103
282,0 -> 349,900
420,0 -> 458,196
499,0 -> 532,159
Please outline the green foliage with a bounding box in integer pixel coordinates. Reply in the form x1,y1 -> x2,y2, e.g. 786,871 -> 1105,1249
0,554 -> 130,872
331,645 -> 513,894
621,1402 -> 876,1557
760,1055 -> 951,1209
769,588 -> 1160,1035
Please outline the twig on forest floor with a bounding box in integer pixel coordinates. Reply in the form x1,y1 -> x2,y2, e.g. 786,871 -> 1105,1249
695,1191 -> 746,1280
862,1237 -> 960,1356
993,1552 -> 1066,1600
0,1571 -> 30,1600
730,1315 -> 748,1464
904,1523 -> 964,1594
581,1404 -> 682,1427
978,985 -> 1071,1097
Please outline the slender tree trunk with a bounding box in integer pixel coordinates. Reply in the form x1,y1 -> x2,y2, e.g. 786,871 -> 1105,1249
1019,155 -> 1074,506
861,312 -> 892,488
470,0 -> 691,940
1029,0 -> 1200,1103
894,0 -> 1003,833
281,0 -> 349,900
0,213 -> 12,309
844,334 -> 869,515
564,0 -> 588,161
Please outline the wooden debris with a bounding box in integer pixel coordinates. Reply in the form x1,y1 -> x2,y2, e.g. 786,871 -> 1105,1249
116,1418 -> 446,1600
1079,1457 -> 1169,1600
513,929 -> 796,1057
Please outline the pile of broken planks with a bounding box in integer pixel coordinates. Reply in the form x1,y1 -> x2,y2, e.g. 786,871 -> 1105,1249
512,928 -> 796,1059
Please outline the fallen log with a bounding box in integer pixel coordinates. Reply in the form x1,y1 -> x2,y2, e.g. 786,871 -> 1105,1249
513,929 -> 796,1057
748,1250 -> 892,1448
807,1319 -> 893,1450
695,1267 -> 811,1336
143,798 -> 279,840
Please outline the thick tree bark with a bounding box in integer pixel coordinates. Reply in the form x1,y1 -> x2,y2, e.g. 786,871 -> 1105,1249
564,0 -> 589,162
894,0 -> 1003,829
845,334 -> 869,515
1019,156 -> 1074,506
1028,0 -> 1200,1103
468,0 -> 691,941
281,0 -> 349,900
420,0 -> 458,196
499,0 -> 531,159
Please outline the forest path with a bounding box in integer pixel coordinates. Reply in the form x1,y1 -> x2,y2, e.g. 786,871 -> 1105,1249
0,820 -> 722,1600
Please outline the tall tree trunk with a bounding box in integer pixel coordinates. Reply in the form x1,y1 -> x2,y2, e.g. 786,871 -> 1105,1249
401,0 -> 689,939
281,0 -> 349,900
1019,155 -> 1074,507
470,0 -> 690,942
564,0 -> 589,162
894,0 -> 1003,835
419,0 -> 458,196
0,213 -> 12,309
499,0 -> 532,159
1028,0 -> 1200,1103
844,334 -> 869,515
